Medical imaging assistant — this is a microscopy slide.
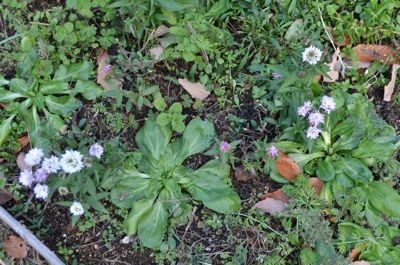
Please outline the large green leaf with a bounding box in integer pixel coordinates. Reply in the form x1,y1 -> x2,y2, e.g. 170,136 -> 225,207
174,117 -> 215,164
316,160 -> 335,181
137,194 -> 168,248
136,119 -> 172,160
40,81 -> 70,95
9,78 -> 31,95
340,158 -> 372,183
155,0 -> 198,11
366,181 -> 400,218
187,160 -> 240,213
0,87 -> 24,102
74,80 -> 103,100
45,95 -> 80,116
0,115 -> 16,146
288,152 -> 325,167
352,137 -> 399,161
124,197 -> 155,235
53,61 -> 93,82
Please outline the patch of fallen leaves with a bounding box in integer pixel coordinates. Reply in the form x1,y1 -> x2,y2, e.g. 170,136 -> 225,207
275,152 -> 301,181
178,78 -> 210,100
3,235 -> 28,259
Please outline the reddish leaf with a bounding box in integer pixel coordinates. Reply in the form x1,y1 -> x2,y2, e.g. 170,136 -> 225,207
349,247 -> 361,262
3,235 -> 28,259
353,44 -> 399,64
234,166 -> 253,182
310,177 -> 324,195
260,189 -> 289,203
16,136 -> 30,152
0,189 -> 13,204
16,153 -> 31,171
275,152 -> 301,181
178,78 -> 210,100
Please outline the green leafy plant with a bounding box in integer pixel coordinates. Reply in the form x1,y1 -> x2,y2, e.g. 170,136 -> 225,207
110,117 -> 240,248
156,102 -> 187,133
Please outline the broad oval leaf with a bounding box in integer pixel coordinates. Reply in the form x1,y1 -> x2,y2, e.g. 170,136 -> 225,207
341,158 -> 373,183
124,197 -> 155,235
0,115 -> 15,146
45,95 -> 80,116
316,160 -> 335,181
366,181 -> 400,218
137,195 -> 168,248
136,119 -> 172,160
0,87 -> 24,102
53,61 -> 93,82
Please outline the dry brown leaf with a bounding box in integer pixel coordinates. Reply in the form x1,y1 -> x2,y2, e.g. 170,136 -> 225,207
234,166 -> 253,182
324,48 -> 341,83
260,189 -> 289,203
152,25 -> 169,38
353,44 -> 399,64
348,247 -> 361,262
3,235 -> 28,259
17,136 -> 30,152
0,189 -> 13,204
383,64 -> 399,102
336,35 -> 351,47
310,177 -> 324,195
253,198 -> 287,215
275,152 -> 301,181
178,78 -> 210,100
16,153 -> 31,171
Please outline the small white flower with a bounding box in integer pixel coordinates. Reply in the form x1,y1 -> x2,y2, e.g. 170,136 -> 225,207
89,143 -> 104,159
302,45 -> 322,65
60,150 -> 84,174
19,170 -> 34,187
24,148 -> 44,166
70,201 -> 84,216
58,186 -> 69,196
297,101 -> 313,117
33,184 -> 49,200
320,95 -> 336,113
34,168 -> 48,183
41,156 -> 61,173
308,112 -> 324,127
307,126 -> 321,140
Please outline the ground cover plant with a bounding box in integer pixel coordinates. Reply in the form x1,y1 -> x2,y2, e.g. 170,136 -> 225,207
0,0 -> 399,264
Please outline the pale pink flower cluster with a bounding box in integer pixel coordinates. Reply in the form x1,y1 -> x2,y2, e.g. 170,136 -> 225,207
297,96 -> 336,140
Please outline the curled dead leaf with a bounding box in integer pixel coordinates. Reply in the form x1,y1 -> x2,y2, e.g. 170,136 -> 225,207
0,189 -> 13,204
349,247 -> 361,262
3,235 -> 28,259
152,25 -> 169,38
16,153 -> 31,171
253,197 -> 287,215
324,48 -> 341,83
150,46 -> 164,61
260,189 -> 289,203
275,152 -> 301,181
17,136 -> 30,152
383,64 -> 399,102
310,177 -> 324,195
178,78 -> 210,100
353,44 -> 399,64
234,166 -> 253,182
97,50 -> 122,90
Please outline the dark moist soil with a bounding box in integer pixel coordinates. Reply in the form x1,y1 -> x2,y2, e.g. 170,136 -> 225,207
368,86 -> 400,160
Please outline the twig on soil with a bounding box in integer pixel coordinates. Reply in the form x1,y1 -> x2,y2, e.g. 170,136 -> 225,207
178,206 -> 197,250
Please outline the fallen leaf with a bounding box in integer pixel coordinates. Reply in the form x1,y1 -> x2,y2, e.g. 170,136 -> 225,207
0,189 -> 13,204
349,247 -> 361,262
16,153 -> 31,171
253,197 -> 287,215
335,35 -> 351,47
150,46 -> 164,61
324,48 -> 341,83
17,136 -> 30,151
97,50 -> 122,90
275,152 -> 301,181
310,177 -> 324,195
260,189 -> 289,203
152,25 -> 169,38
353,44 -> 399,64
234,166 -> 253,182
284,19 -> 304,42
3,235 -> 28,259
351,261 -> 370,265
383,64 -> 399,102
178,78 -> 210,100
0,103 -> 6,108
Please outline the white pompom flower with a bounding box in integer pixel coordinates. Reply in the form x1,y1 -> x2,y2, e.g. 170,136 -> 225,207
41,156 -> 61,173
70,202 -> 84,216
19,170 -> 34,187
307,126 -> 322,140
308,112 -> 325,127
320,95 -> 336,114
88,143 -> 104,159
302,45 -> 322,65
24,148 -> 44,166
60,150 -> 84,174
33,184 -> 49,200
